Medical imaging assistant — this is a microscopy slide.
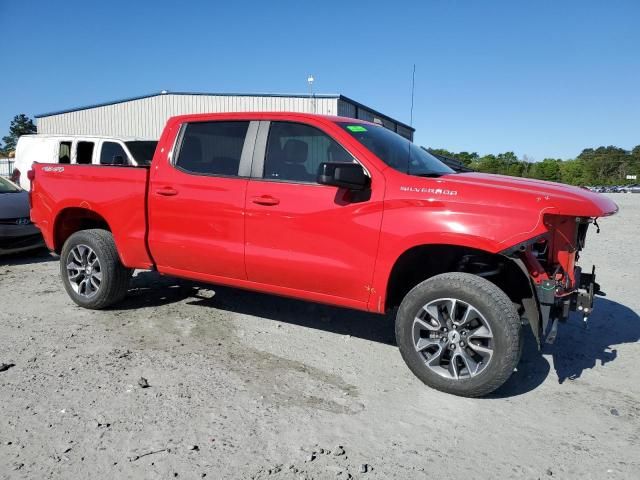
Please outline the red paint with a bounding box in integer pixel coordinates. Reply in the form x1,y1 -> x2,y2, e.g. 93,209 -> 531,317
30,112 -> 618,313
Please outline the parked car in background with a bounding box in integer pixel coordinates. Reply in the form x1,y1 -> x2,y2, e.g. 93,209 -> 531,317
11,134 -> 157,190
0,177 -> 44,255
621,184 -> 640,193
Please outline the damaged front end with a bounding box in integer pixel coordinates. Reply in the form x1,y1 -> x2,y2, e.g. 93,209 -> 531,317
503,215 -> 605,345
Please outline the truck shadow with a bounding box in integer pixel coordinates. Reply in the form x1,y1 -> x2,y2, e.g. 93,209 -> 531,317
491,296 -> 640,397
120,272 -> 639,397
121,271 -> 397,345
550,297 -> 640,384
0,248 -> 55,266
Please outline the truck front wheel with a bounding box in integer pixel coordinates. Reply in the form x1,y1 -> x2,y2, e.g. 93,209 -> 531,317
395,272 -> 522,397
60,229 -> 132,309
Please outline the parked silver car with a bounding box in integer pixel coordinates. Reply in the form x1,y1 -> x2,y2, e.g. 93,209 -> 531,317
0,177 -> 44,255
622,183 -> 640,193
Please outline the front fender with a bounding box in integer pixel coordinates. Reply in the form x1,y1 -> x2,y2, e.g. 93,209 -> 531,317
368,199 -> 548,312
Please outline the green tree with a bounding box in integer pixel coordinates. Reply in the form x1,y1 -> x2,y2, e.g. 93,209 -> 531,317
427,148 -> 479,167
559,159 -> 585,185
1,114 -> 36,154
423,144 -> 639,186
577,146 -> 629,185
532,158 -> 562,182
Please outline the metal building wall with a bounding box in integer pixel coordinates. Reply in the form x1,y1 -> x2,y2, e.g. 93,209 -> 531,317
337,99 -> 357,118
337,98 -> 413,141
37,94 -> 340,139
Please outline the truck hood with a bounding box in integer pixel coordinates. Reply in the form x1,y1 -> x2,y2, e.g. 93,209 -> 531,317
445,172 -> 618,218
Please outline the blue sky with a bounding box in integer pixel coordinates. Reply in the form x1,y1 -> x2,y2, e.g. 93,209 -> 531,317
0,0 -> 638,160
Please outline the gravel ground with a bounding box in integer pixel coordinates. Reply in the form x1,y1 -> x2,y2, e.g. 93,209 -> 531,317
1,194 -> 639,479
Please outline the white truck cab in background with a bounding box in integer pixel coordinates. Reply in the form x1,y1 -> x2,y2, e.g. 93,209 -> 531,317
12,135 -> 157,190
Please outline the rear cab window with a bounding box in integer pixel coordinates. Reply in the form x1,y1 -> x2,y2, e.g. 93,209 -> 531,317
175,121 -> 249,176
264,122 -> 355,183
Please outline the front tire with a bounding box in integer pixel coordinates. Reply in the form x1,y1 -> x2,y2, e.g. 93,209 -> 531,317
60,229 -> 132,309
396,272 -> 522,397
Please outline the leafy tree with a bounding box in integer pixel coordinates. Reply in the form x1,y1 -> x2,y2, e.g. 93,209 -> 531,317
424,145 -> 640,186
1,114 -> 36,154
427,148 -> 478,167
577,146 -> 630,185
559,159 -> 585,185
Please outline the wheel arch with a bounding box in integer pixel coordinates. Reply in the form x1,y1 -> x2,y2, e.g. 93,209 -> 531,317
383,243 -> 540,340
53,207 -> 111,254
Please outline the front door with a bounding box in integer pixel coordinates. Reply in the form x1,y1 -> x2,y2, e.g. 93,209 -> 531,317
148,120 -> 255,280
244,121 -> 384,306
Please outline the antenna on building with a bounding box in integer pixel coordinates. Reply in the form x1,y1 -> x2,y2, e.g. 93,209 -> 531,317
410,64 -> 416,126
307,74 -> 315,113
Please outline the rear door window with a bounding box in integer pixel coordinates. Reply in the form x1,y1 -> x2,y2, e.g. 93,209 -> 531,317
175,121 -> 249,176
76,141 -> 95,164
100,142 -> 128,165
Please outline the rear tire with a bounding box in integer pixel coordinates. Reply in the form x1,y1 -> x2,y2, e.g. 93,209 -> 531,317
396,272 -> 521,397
60,229 -> 132,309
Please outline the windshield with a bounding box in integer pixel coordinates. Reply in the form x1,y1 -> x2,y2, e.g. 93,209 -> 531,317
0,176 -> 21,193
125,141 -> 158,166
338,122 -> 454,176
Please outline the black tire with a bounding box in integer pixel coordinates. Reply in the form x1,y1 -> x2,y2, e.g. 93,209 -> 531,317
60,229 -> 132,309
396,272 -> 521,397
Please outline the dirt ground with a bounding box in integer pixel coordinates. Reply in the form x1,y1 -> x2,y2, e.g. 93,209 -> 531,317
1,194 -> 639,480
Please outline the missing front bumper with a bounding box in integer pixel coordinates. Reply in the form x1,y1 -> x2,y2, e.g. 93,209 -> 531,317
537,265 -> 602,344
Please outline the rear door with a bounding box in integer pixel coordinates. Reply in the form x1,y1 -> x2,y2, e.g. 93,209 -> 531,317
244,120 -> 384,306
147,120 -> 257,279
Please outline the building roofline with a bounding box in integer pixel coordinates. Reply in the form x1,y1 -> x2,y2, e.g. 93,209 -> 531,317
338,95 -> 414,131
34,91 -> 414,132
34,91 -> 341,118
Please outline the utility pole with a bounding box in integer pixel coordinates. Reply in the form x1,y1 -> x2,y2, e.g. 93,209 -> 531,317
307,74 -> 315,113
410,64 -> 416,127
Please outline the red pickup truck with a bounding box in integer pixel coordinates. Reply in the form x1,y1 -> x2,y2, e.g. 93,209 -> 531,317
30,112 -> 618,396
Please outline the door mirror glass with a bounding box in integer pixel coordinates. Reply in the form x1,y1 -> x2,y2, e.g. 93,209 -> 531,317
317,162 -> 370,190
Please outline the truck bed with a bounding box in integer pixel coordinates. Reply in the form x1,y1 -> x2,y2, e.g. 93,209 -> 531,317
30,164 -> 153,269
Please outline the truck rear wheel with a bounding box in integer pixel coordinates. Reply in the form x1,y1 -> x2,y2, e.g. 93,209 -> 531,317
60,229 -> 132,309
395,272 -> 522,397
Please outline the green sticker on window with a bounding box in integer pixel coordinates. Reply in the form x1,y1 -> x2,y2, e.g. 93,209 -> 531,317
347,125 -> 367,132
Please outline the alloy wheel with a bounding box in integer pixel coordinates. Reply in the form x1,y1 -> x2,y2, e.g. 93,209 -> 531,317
66,244 -> 102,298
412,298 -> 494,380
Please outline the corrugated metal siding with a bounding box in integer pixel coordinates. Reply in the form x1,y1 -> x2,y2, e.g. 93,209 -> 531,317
37,95 -> 340,139
337,99 -> 356,118
396,124 -> 413,140
339,100 -> 413,140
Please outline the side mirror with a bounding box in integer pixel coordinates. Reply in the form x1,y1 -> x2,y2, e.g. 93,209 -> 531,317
113,155 -> 125,165
317,162 -> 370,190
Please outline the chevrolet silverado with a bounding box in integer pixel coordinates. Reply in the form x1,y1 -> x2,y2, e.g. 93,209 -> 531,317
29,112 -> 618,396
